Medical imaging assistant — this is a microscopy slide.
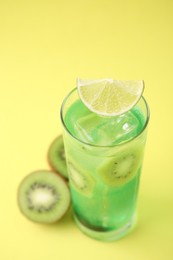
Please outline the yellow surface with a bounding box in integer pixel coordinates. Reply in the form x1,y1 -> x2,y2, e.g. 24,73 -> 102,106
0,1 -> 173,259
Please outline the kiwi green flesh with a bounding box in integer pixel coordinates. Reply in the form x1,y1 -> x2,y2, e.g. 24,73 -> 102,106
18,171 -> 71,224
97,149 -> 143,187
67,161 -> 95,197
48,135 -> 68,179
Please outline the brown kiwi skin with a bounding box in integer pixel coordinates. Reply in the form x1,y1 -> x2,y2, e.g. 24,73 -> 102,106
47,135 -> 68,180
17,170 -> 71,224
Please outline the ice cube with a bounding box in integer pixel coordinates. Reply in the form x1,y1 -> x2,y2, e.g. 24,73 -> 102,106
74,113 -> 106,144
74,111 -> 140,146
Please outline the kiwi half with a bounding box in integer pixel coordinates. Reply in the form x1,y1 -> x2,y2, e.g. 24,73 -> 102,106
17,170 -> 71,224
48,135 -> 68,179
97,148 -> 143,187
67,160 -> 95,197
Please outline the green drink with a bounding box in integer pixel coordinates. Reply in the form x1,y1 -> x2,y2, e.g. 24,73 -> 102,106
61,82 -> 149,241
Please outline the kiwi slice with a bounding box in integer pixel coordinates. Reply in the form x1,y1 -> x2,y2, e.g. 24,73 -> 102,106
48,135 -> 68,179
67,160 -> 95,197
17,170 -> 71,224
97,148 -> 143,187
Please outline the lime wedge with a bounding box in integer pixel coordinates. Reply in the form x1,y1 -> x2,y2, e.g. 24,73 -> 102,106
77,78 -> 144,116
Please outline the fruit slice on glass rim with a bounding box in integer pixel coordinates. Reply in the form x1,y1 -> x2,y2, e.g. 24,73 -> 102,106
77,78 -> 144,116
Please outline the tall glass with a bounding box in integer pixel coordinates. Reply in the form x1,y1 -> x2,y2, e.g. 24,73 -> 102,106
60,88 -> 149,241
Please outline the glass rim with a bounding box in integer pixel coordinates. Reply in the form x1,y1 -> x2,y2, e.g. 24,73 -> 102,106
60,88 -> 150,148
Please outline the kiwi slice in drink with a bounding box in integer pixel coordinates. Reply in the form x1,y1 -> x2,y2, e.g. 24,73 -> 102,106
97,148 -> 143,187
17,170 -> 71,224
67,160 -> 95,197
48,135 -> 68,179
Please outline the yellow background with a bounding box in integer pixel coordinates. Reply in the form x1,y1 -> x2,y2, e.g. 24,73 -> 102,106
0,0 -> 173,259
